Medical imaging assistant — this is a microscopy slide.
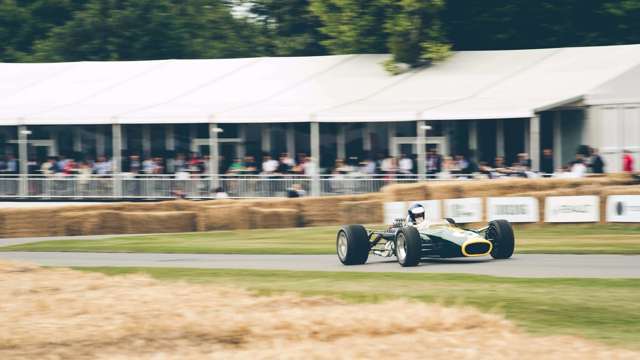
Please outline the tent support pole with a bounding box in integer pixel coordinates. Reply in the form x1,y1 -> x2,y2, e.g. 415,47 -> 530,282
96,125 -> 105,158
553,112 -> 562,170
209,123 -> 220,192
142,124 -> 151,158
496,120 -> 505,157
416,120 -> 426,180
310,121 -> 321,196
261,124 -> 271,156
286,124 -> 295,158
112,124 -> 122,198
530,115 -> 540,171
388,122 -> 397,157
468,120 -> 478,161
18,125 -> 28,197
165,124 -> 175,151
337,124 -> 346,160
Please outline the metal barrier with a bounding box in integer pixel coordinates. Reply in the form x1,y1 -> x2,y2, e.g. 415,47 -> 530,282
0,173 -> 482,199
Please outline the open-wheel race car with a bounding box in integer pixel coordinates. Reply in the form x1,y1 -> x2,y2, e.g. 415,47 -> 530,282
336,214 -> 515,267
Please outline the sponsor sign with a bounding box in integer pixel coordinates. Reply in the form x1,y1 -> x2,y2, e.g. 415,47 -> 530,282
444,197 -> 483,223
413,200 -> 441,222
384,201 -> 408,224
487,197 -> 539,223
545,196 -> 599,223
606,195 -> 640,222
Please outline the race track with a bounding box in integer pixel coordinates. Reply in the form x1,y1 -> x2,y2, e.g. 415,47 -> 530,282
0,252 -> 638,278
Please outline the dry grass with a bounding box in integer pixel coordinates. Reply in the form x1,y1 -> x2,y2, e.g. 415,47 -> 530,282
0,261 -> 637,360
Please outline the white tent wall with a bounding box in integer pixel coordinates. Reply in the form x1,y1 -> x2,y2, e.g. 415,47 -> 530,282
588,105 -> 640,172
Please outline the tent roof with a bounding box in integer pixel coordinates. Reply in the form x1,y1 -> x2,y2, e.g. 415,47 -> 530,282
2,44 -> 640,125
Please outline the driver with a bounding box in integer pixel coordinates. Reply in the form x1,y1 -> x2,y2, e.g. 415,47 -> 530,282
406,203 -> 426,226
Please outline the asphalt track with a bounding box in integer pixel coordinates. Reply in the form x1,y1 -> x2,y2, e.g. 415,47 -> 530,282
0,252 -> 638,278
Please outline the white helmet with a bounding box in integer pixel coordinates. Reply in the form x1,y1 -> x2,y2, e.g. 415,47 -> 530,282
408,203 -> 426,224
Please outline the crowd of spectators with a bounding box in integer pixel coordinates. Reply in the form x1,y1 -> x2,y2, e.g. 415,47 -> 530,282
0,145 -> 635,179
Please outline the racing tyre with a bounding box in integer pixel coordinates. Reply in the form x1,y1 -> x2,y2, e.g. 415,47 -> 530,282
396,226 -> 421,267
486,219 -> 515,259
337,225 -> 369,265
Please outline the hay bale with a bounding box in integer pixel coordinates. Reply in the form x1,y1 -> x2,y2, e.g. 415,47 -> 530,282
123,211 -> 197,234
197,204 -> 251,231
60,211 -> 126,236
251,208 -> 300,229
339,200 -> 383,224
0,208 -> 65,238
298,194 -> 381,226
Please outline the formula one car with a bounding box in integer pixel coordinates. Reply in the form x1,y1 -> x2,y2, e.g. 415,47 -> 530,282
336,218 -> 515,267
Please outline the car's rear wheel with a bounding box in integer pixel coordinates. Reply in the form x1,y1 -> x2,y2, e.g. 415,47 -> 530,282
337,225 -> 369,265
396,226 -> 421,267
486,219 -> 515,259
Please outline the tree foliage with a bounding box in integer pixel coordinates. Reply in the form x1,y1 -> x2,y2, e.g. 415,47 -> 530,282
2,0 -> 640,67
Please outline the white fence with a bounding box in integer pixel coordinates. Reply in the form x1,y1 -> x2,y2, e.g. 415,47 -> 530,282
0,174 -> 440,199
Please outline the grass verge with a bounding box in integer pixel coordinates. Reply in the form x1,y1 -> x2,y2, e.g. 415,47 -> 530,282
5,224 -> 640,254
80,266 -> 640,350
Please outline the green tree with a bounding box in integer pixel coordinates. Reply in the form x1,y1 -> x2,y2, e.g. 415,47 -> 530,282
245,0 -> 327,56
0,0 -> 87,61
29,0 -> 266,62
310,0 -> 450,71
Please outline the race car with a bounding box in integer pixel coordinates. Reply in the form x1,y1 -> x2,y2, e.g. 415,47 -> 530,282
336,217 -> 515,267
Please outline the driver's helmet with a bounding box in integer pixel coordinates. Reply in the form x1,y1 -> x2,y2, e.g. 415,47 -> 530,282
407,203 -> 426,224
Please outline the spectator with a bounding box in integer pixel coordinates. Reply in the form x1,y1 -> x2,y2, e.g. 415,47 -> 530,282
623,150 -> 634,173
226,158 -> 245,174
93,156 -> 111,175
287,183 -> 306,198
332,159 -> 350,175
570,154 -> 587,177
278,152 -> 295,173
589,147 -> 605,174
7,155 -> 17,174
518,153 -> 532,170
541,149 -> 554,175
261,155 -> 279,175
128,155 -> 141,174
40,157 -> 56,176
213,187 -> 229,199
360,158 -> 376,175
142,157 -> 156,174
426,149 -> 442,175
380,154 -> 397,175
302,156 -> 317,176
243,155 -> 258,174
398,153 -> 413,175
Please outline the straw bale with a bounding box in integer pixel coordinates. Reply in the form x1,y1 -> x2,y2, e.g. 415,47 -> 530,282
242,198 -> 302,211
0,208 -> 65,238
197,204 -> 251,231
298,195 -> 379,226
60,211 -> 126,235
124,211 -> 197,234
251,208 -> 300,229
339,200 -> 384,224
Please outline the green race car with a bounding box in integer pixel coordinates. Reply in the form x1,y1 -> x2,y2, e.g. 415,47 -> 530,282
337,218 -> 515,267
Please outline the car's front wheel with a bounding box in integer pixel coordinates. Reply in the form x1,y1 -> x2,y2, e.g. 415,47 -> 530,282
486,219 -> 515,259
396,226 -> 421,267
337,225 -> 369,265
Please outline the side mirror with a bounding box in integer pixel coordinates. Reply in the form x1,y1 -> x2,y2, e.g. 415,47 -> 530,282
445,218 -> 457,226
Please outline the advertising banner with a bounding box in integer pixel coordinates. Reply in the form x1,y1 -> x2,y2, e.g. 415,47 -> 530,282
443,198 -> 483,223
606,195 -> 640,222
545,196 -> 599,223
487,197 -> 539,223
384,201 -> 408,224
